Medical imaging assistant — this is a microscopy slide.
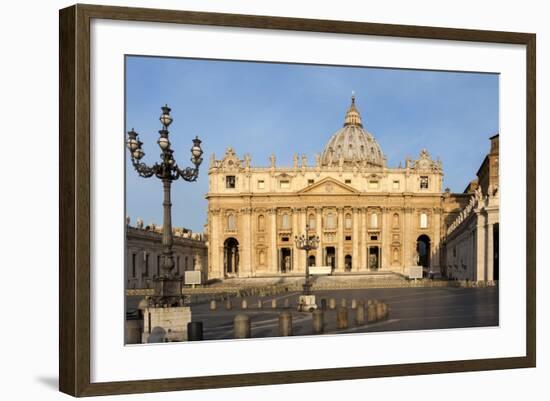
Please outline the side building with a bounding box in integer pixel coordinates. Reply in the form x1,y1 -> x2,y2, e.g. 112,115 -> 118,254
125,219 -> 208,289
443,135 -> 499,281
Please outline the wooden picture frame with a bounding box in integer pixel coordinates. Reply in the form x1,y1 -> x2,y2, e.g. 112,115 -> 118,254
59,3 -> 536,397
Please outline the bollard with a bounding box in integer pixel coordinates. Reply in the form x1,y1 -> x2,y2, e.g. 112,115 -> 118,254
320,298 -> 327,311
241,299 -> 248,309
376,302 -> 385,321
271,298 -> 277,309
187,322 -> 203,341
225,299 -> 232,310
328,298 -> 336,310
336,307 -> 349,329
355,301 -> 366,325
257,299 -> 263,309
279,311 -> 293,336
367,303 -> 377,323
312,310 -> 324,334
341,298 -> 347,308
233,314 -> 251,339
367,299 -> 373,306
283,298 -> 290,309
381,302 -> 389,319
351,299 -> 357,309
209,299 -> 217,311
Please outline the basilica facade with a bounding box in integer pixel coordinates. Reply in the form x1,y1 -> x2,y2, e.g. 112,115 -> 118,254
205,96 -> 496,281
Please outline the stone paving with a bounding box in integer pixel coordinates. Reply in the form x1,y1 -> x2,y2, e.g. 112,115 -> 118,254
128,286 -> 498,341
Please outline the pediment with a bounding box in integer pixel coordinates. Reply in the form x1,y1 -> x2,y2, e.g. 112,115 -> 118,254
298,177 -> 360,195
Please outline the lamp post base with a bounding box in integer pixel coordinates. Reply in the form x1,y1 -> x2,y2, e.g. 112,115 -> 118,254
151,276 -> 186,307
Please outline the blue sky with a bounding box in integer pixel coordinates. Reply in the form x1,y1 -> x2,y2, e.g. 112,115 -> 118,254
125,56 -> 499,232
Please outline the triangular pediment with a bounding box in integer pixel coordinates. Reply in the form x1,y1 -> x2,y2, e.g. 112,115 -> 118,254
298,177 -> 360,195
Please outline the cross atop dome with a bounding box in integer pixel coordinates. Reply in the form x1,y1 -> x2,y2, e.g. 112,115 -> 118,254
344,93 -> 363,127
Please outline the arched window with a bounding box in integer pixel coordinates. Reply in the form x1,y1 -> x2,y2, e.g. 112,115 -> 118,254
420,213 -> 428,228
281,213 -> 290,229
326,212 -> 336,229
308,214 -> 316,229
371,213 -> 378,228
257,214 -> 265,232
393,213 -> 400,228
227,213 -> 236,230
345,213 -> 352,229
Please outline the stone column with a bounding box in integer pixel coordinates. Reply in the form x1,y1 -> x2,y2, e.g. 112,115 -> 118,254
300,208 -> 307,271
486,221 -> 494,282
381,207 -> 389,270
432,208 -> 441,275
475,211 -> 487,281
361,208 -> 367,270
269,208 -> 278,274
209,209 -> 222,279
352,207 -> 360,271
337,207 -> 345,271
316,207 -> 323,266
403,207 -> 413,266
292,208 -> 300,272
241,207 -> 252,277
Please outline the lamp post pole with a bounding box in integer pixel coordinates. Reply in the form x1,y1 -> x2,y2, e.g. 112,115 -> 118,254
294,225 -> 319,296
126,105 -> 203,306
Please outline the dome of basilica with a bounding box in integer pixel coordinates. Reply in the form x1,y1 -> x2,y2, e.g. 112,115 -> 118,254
321,96 -> 384,167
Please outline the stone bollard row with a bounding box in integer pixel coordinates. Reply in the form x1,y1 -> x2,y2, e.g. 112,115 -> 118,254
225,299 -> 233,310
328,298 -> 336,310
320,298 -> 327,311
336,307 -> 348,329
312,310 -> 324,334
233,314 -> 251,339
279,311 -> 293,336
355,301 -> 365,325
367,302 -> 377,323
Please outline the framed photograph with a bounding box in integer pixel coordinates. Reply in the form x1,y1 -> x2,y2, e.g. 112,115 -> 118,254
59,4 -> 536,397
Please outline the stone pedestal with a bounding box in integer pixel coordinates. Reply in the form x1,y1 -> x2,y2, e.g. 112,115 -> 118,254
142,306 -> 191,343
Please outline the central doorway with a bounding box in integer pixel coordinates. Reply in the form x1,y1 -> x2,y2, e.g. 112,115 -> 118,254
325,247 -> 336,271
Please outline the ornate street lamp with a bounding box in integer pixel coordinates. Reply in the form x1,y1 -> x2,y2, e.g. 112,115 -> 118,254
127,104 -> 203,306
294,225 -> 320,296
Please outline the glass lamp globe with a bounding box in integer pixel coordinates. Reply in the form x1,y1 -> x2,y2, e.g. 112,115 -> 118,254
133,149 -> 145,160
127,138 -> 138,151
158,137 -> 170,150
